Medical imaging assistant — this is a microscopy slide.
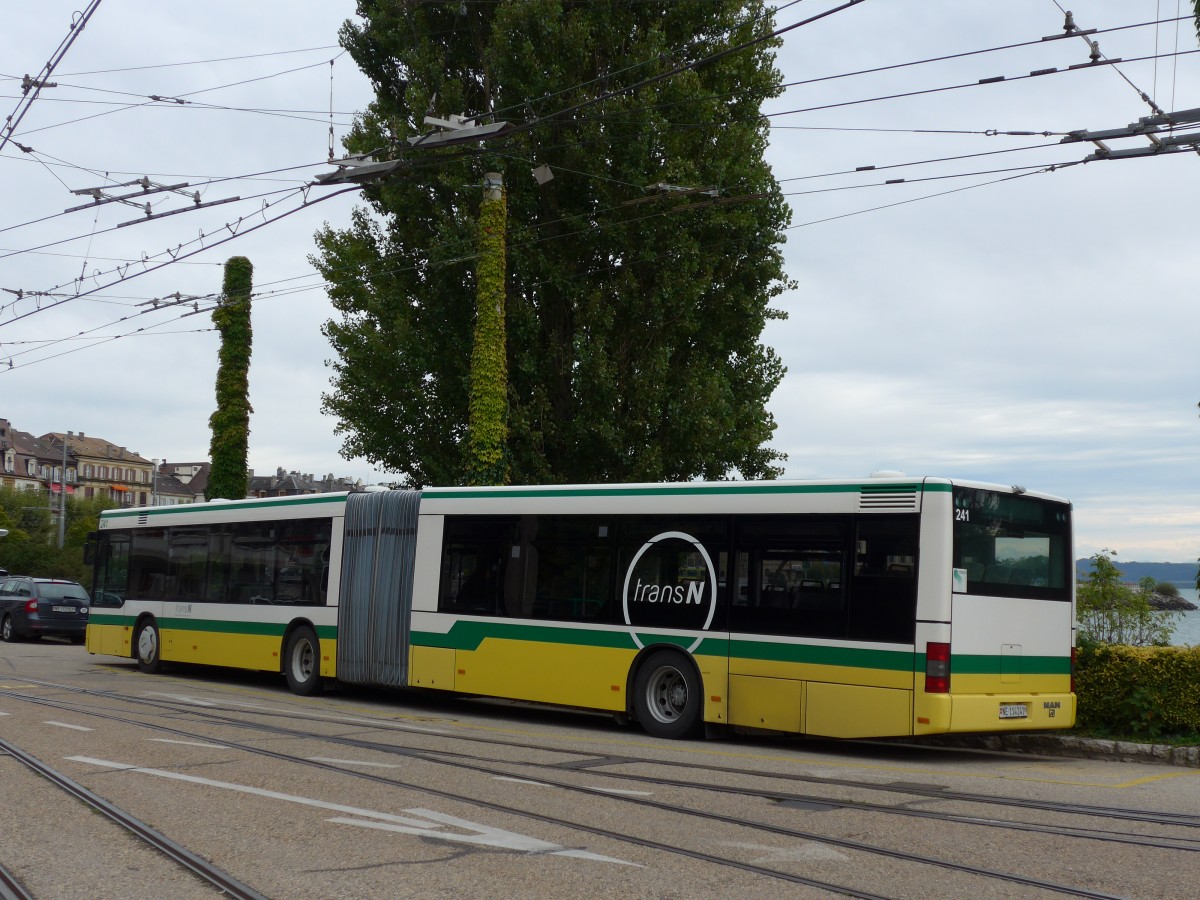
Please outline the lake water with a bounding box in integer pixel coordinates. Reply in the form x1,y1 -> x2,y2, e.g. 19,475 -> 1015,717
1168,588 -> 1200,647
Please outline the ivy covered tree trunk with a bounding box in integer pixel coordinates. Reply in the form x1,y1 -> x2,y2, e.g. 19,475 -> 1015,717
317,0 -> 791,487
466,173 -> 509,485
207,256 -> 254,500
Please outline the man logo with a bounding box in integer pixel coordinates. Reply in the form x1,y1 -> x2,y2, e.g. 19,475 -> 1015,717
621,531 -> 717,652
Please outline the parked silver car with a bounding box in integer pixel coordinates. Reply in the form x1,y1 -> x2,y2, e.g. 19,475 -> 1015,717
0,577 -> 90,643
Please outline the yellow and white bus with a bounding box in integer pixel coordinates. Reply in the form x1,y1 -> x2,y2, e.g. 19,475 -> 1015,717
86,476 -> 1076,739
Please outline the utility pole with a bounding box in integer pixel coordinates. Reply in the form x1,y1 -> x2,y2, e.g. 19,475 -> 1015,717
57,430 -> 73,548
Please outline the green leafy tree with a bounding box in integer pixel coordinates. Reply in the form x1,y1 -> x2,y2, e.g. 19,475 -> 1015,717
1077,550 -> 1179,647
0,487 -> 116,587
316,0 -> 791,486
207,256 -> 254,500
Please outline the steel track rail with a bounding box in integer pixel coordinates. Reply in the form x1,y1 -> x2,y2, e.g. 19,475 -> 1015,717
1,687 -> 1128,899
0,735 -> 267,900
0,860 -> 35,900
24,674 -> 1197,829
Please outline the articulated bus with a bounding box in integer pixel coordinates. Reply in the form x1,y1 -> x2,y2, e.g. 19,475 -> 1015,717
86,476 -> 1076,739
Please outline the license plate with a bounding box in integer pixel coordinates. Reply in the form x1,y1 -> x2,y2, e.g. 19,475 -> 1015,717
51,605 -> 75,613
999,703 -> 1028,720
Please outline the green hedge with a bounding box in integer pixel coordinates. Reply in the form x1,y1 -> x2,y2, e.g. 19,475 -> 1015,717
1075,643 -> 1200,738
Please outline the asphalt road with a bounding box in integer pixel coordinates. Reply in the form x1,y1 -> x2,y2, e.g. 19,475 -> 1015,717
1,638 -> 1198,899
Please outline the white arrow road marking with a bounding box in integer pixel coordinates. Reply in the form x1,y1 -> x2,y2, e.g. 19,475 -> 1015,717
67,756 -> 637,866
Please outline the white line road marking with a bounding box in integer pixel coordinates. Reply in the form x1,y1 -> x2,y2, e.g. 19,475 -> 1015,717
150,739 -> 230,749
45,721 -> 93,731
144,693 -> 218,707
309,757 -> 404,769
589,787 -> 653,796
144,693 -> 446,733
493,776 -> 549,786
66,756 -> 637,866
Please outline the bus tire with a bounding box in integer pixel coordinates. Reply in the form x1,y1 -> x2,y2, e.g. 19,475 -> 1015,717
284,626 -> 322,696
135,620 -> 162,674
632,649 -> 702,739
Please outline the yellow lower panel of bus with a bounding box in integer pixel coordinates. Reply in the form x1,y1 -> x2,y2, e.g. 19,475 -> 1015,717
949,691 -> 1075,732
410,645 -> 456,689
805,682 -> 913,738
161,627 -> 327,675
87,622 -> 132,658
953,672 -> 1071,694
453,639 -> 635,712
728,675 -> 804,732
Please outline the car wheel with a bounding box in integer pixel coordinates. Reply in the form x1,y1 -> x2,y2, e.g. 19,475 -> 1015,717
632,649 -> 702,739
284,626 -> 322,695
135,620 -> 162,674
1,615 -> 20,643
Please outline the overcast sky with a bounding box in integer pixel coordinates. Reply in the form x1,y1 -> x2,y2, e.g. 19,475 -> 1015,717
1,1 -> 1196,563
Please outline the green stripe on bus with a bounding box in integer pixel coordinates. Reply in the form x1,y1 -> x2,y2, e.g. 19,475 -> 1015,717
412,621 -> 915,672
87,612 -> 334,640
728,638 -> 915,671
953,653 -> 1072,675
425,482 -> 935,500
102,493 -> 346,520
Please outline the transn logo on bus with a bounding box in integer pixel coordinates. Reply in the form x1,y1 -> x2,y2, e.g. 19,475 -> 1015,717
621,531 -> 717,652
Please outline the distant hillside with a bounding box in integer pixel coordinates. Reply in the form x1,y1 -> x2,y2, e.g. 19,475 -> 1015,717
1076,559 -> 1196,585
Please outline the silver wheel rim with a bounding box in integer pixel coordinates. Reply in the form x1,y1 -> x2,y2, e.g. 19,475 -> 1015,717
644,665 -> 688,725
2,617 -> 10,640
292,638 -> 315,682
137,626 -> 157,664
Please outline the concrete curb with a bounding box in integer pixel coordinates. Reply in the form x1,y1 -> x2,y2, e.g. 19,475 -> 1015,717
911,733 -> 1200,768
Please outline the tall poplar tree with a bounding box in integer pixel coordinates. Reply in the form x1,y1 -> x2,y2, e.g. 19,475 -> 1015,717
316,0 -> 792,487
207,256 -> 253,500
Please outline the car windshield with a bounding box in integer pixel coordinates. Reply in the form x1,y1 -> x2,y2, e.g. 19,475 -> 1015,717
39,583 -> 89,601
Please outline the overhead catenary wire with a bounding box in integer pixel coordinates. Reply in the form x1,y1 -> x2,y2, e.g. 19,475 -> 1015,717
4,3 -> 1195,369
0,0 -> 103,156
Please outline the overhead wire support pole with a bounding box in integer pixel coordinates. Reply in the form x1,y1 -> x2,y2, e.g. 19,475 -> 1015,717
0,0 -> 104,155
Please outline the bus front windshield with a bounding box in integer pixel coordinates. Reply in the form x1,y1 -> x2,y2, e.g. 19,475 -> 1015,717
952,487 -> 1071,601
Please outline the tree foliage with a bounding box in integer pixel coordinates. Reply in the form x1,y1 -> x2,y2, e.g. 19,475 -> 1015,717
316,0 -> 792,486
466,176 -> 509,485
1077,551 -> 1179,647
207,256 -> 254,500
0,487 -> 116,587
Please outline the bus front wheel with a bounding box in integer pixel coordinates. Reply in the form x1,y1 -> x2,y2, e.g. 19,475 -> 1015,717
632,650 -> 702,739
284,626 -> 322,696
135,620 -> 162,674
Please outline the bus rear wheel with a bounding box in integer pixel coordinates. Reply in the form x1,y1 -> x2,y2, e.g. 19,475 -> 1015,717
633,650 -> 702,739
284,626 -> 322,696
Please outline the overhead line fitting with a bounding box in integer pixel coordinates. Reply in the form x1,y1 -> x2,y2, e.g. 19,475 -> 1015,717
1060,106 -> 1200,160
65,176 -> 242,226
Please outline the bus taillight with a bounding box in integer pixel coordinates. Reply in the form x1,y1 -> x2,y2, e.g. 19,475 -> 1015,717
925,642 -> 950,693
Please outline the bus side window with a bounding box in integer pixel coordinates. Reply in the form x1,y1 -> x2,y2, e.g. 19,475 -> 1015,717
848,517 -> 918,643
438,517 -> 520,616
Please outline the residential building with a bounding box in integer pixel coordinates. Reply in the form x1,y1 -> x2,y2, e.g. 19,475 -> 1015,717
0,419 -> 44,493
44,432 -> 154,507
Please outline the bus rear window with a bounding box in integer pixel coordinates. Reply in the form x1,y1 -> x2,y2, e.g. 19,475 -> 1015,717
952,487 -> 1071,601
